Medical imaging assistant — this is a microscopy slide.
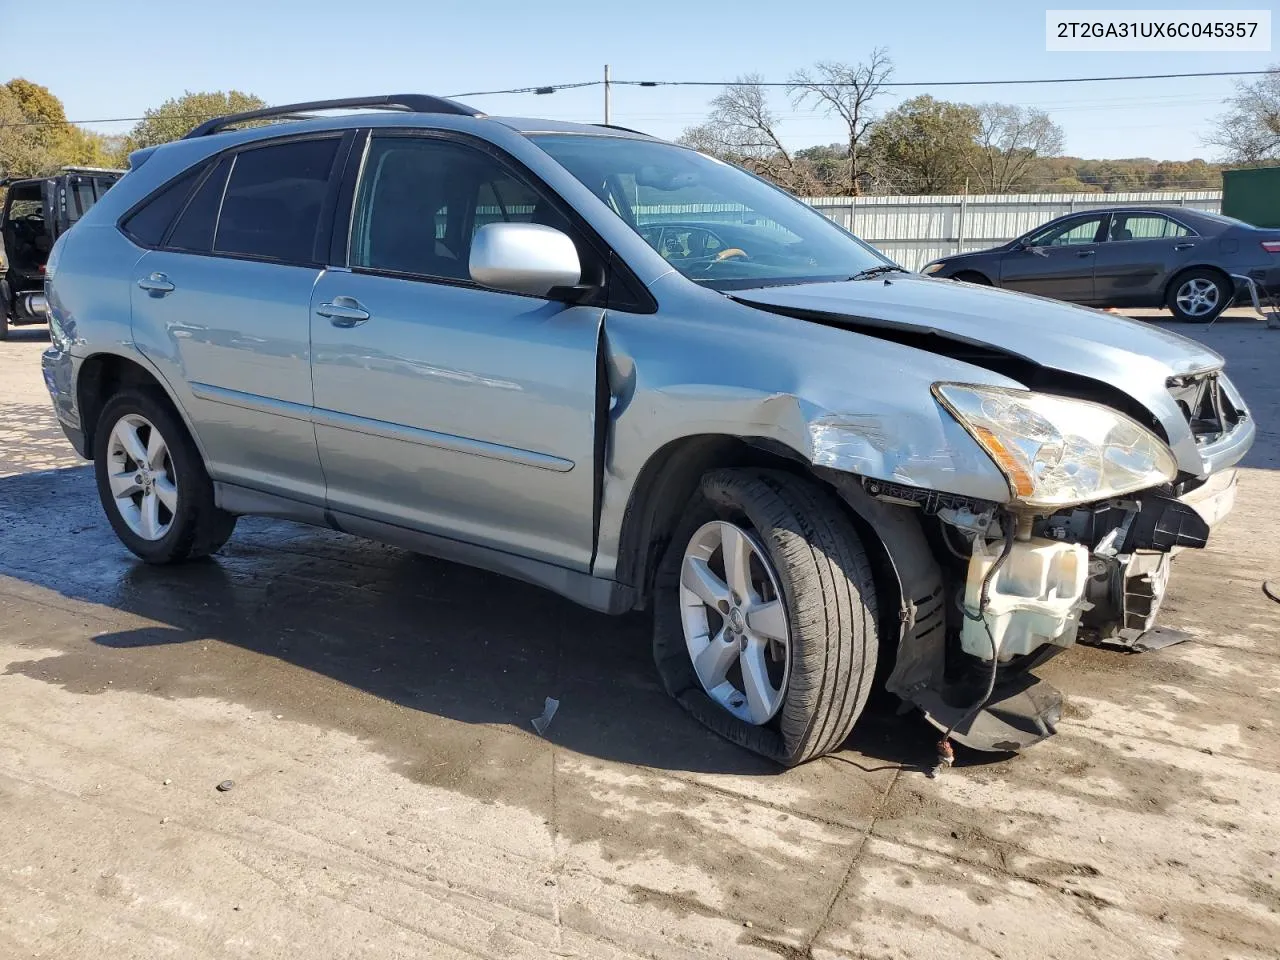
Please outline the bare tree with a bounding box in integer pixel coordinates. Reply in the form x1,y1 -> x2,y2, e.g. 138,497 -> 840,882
680,75 -> 811,191
789,49 -> 894,195
1204,65 -> 1280,164
968,104 -> 1065,193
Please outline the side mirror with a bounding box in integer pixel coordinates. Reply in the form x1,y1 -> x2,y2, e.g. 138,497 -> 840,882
469,222 -> 582,299
1010,240 -> 1027,252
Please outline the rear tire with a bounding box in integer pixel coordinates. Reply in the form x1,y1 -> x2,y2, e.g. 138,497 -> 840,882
93,389 -> 236,563
652,468 -> 880,766
1167,268 -> 1230,323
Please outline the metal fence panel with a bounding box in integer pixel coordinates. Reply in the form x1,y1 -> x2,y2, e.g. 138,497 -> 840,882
805,191 -> 1222,270
482,191 -> 1223,273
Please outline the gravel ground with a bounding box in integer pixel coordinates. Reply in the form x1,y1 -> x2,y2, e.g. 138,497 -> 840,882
0,316 -> 1277,959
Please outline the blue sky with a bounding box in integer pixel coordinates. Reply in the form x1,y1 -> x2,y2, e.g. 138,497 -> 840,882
3,0 -> 1274,163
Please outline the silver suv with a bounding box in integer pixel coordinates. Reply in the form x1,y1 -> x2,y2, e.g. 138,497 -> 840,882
42,94 -> 1253,765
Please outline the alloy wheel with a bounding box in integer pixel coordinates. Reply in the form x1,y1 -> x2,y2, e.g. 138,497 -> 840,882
1176,278 -> 1220,318
105,414 -> 178,541
678,520 -> 791,724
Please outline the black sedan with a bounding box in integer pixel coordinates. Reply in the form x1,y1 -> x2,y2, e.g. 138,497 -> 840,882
921,206 -> 1280,322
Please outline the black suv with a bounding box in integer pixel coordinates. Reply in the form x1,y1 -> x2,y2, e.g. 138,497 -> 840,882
1,167 -> 123,338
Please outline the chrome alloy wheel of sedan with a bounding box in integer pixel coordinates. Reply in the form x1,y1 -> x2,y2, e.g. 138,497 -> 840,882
678,520 -> 791,724
105,414 -> 179,541
1175,277 -> 1221,318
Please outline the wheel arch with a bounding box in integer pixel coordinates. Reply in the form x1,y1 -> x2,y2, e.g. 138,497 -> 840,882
1163,263 -> 1233,304
76,350 -> 205,462
613,432 -> 933,699
952,269 -> 994,286
614,435 -> 902,624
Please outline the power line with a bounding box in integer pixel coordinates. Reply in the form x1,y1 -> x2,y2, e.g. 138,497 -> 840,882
0,67 -> 1270,130
618,68 -> 1276,88
0,83 -> 597,129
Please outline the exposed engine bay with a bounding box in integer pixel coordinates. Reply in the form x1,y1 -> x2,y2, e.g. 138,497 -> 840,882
825,468 -> 1237,756
723,285 -> 1254,756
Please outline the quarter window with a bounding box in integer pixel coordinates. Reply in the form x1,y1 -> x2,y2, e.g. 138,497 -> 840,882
166,158 -> 231,252
349,135 -> 574,281
121,166 -> 204,246
213,138 -> 340,263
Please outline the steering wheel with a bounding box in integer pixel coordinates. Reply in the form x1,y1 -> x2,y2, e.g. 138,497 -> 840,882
694,247 -> 750,275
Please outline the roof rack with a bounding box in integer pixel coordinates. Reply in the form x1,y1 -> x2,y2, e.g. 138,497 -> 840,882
593,122 -> 651,137
183,94 -> 482,139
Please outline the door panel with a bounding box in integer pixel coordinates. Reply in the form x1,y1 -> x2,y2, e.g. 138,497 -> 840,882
127,133 -> 348,504
999,214 -> 1104,303
310,271 -> 602,569
1092,213 -> 1198,305
130,251 -> 326,502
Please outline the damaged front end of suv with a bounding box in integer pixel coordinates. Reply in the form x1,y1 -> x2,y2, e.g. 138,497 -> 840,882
721,281 -> 1254,753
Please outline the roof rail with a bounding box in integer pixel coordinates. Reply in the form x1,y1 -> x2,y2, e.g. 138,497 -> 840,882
183,94 -> 482,139
60,166 -> 125,175
592,122 -> 651,137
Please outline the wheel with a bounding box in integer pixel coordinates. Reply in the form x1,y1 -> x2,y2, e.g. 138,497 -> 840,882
93,388 -> 236,563
1167,269 -> 1230,323
652,468 -> 880,766
953,271 -> 992,286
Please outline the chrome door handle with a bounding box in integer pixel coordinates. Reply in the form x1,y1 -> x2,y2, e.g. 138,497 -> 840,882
1076,249 -> 1095,257
316,297 -> 370,328
1174,242 -> 1196,250
136,272 -> 175,293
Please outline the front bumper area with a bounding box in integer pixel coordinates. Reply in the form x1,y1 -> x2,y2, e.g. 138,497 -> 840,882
1179,467 -> 1238,533
831,464 -> 1243,754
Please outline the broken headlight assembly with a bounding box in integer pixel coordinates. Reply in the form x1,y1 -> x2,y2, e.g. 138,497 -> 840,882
933,383 -> 1178,509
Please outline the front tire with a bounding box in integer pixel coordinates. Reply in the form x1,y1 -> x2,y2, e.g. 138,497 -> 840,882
1167,268 -> 1230,323
652,469 -> 879,766
93,389 -> 236,563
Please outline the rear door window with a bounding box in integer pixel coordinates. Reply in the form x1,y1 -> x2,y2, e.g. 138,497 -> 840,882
1107,213 -> 1192,241
213,138 -> 341,263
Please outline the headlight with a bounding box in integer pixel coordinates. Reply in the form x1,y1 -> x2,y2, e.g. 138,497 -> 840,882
933,383 -> 1177,508
921,262 -> 945,275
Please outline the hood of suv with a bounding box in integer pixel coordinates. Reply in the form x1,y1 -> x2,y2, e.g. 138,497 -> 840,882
733,273 -> 1246,477
734,274 -> 1223,379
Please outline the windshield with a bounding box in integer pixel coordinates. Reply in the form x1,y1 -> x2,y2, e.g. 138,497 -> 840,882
531,134 -> 891,291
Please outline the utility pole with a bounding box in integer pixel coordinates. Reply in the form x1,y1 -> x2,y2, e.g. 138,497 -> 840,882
604,64 -> 611,125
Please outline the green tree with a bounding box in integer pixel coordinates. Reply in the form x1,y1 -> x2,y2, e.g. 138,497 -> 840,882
5,78 -> 69,154
795,144 -> 848,195
128,90 -> 266,149
866,95 -> 980,194
0,82 -> 60,178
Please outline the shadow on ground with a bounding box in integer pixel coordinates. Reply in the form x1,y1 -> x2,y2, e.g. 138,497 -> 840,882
0,465 -> 942,780
9,317 -> 1260,783
0,326 -> 50,344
